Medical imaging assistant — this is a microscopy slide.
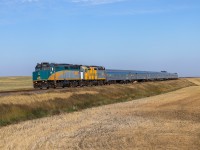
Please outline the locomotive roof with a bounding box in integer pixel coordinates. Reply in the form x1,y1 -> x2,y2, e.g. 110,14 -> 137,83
37,62 -> 105,68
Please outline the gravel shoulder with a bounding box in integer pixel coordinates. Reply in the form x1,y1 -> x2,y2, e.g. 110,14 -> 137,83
0,79 -> 200,149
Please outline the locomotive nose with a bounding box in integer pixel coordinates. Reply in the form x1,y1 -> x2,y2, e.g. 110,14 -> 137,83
32,71 -> 39,81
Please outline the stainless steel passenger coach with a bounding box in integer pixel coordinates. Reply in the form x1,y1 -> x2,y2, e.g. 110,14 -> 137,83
106,70 -> 178,84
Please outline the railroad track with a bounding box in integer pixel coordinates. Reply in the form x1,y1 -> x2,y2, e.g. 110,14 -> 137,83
0,86 -> 99,95
0,89 -> 41,94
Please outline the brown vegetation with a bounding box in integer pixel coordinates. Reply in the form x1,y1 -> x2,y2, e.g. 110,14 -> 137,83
0,78 -> 199,149
0,76 -> 32,91
0,79 -> 194,126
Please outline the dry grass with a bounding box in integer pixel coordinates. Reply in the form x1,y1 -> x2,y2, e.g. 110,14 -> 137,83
0,79 -> 194,126
0,76 -> 32,91
0,91 -> 98,105
186,78 -> 200,85
0,78 -> 199,149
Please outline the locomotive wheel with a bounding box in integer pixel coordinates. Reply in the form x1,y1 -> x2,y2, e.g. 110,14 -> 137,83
70,82 -> 77,87
69,82 -> 73,87
80,81 -> 84,87
89,81 -> 93,86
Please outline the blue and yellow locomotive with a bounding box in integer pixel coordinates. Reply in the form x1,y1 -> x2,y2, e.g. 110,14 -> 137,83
33,62 -> 106,89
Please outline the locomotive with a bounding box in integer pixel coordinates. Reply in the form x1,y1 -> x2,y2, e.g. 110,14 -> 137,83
32,62 -> 178,89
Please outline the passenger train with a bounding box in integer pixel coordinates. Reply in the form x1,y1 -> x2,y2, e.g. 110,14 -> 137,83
32,62 -> 178,89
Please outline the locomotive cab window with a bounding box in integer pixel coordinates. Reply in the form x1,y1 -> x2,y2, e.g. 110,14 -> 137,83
65,66 -> 69,70
35,67 -> 41,71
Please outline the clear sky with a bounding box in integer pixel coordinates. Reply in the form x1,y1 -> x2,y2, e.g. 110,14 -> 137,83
0,0 -> 200,77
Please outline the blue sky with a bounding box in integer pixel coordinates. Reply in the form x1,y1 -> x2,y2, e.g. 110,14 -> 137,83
0,0 -> 200,77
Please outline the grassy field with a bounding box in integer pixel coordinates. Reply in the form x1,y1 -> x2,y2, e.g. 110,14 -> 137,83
0,79 -> 195,126
0,76 -> 32,91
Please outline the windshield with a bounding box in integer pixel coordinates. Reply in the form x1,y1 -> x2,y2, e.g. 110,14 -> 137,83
35,63 -> 50,71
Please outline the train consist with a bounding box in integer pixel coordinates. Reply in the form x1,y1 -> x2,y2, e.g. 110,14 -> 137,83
32,62 -> 178,89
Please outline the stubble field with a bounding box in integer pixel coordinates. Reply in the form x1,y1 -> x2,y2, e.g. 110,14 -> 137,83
0,78 -> 200,149
0,76 -> 32,91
